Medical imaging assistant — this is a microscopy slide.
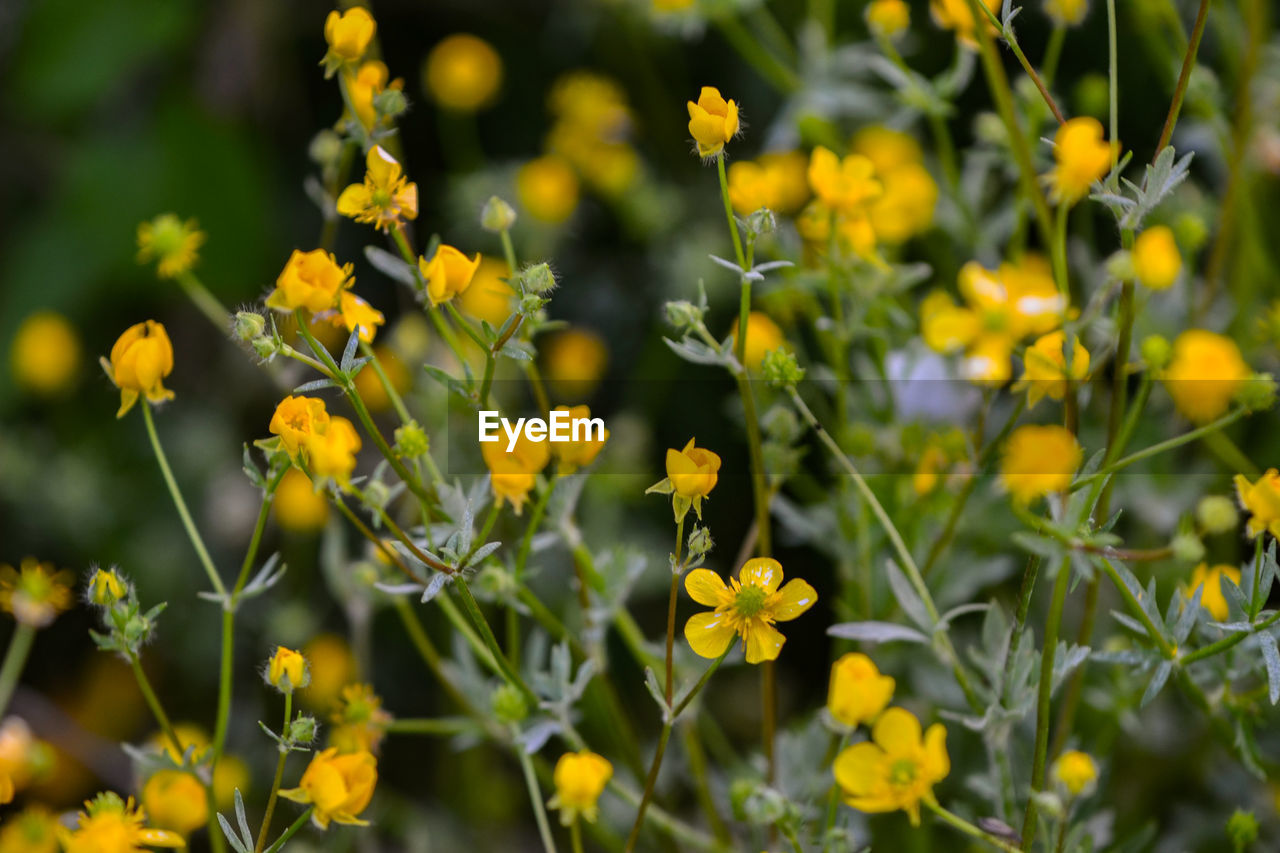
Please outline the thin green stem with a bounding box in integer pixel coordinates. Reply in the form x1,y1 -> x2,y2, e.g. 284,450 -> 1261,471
1042,25 -> 1066,88
715,154 -> 746,269
512,724 -> 559,853
1154,0 -> 1210,157
254,692 -> 293,853
455,577 -> 540,709
263,807 -> 313,853
1071,408 -> 1249,491
1021,555 -> 1072,847
1106,0 -> 1118,149
358,341 -> 413,424
0,623 -> 36,718
712,15 -> 799,93
927,799 -> 1024,853
128,651 -> 184,756
391,596 -> 478,715
1182,609 -> 1280,666
177,272 -> 232,331
973,1 -> 1066,124
570,820 -> 585,853
387,717 -> 478,736
664,516 -> 686,703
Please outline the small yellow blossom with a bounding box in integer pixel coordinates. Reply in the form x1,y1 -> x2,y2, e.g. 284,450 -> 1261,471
458,257 -> 514,325
1048,117 -> 1115,204
136,214 -> 204,279
0,558 -> 72,628
301,635 -> 358,710
913,443 -> 949,496
551,405 -> 610,474
268,646 -> 309,692
266,249 -> 353,314
1235,469 -> 1280,539
269,395 -> 331,458
106,320 -> 175,418
548,751 -> 613,826
543,328 -> 609,399
323,7 -> 375,68
1044,0 -> 1088,27
419,245 -> 481,307
59,792 -> 186,853
0,717 -> 53,793
828,653 -> 895,728
727,160 -> 775,215
1187,563 -> 1241,621
280,748 -> 378,830
1018,331 -> 1090,406
833,707 -> 950,825
1132,225 -> 1182,291
305,416 -> 362,484
424,34 -> 503,112
346,60 -> 400,132
1162,329 -> 1249,424
866,0 -> 911,38
517,155 -> 581,224
482,432 -> 551,515
1000,425 -> 1082,504
931,0 -> 996,48
686,87 -> 740,158
730,312 -> 787,370
727,152 -> 810,216
684,558 -> 817,664
329,684 -> 393,754
144,725 -> 243,807
807,146 -> 882,214
10,311 -> 81,397
336,146 -> 419,232
1052,750 -> 1098,796
665,437 -> 722,519
88,567 -> 128,607
0,806 -> 60,853
324,291 -> 385,343
142,771 -> 206,836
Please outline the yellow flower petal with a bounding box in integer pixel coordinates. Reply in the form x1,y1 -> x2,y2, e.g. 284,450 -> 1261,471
742,620 -> 785,664
683,611 -> 736,660
872,706 -> 922,754
685,569 -> 732,607
833,742 -> 885,798
738,557 -> 783,594
769,578 -> 818,621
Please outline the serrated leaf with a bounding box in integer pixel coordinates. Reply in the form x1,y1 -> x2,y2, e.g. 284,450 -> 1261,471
827,621 -> 929,644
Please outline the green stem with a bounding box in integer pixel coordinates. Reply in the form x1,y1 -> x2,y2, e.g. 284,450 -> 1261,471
387,717 -> 477,735
128,651 -> 184,756
1181,609 -> 1280,665
1154,0 -> 1210,157
1106,0 -> 1119,149
391,597 -> 477,715
512,725 -> 559,853
0,623 -> 36,718
358,341 -> 413,424
664,516 -> 686,703
927,799 -> 1024,853
712,15 -> 799,93
1042,25 -> 1066,88
177,272 -> 232,331
455,578 -> 540,709
1052,203 -> 1070,302
254,692 -> 293,853
1071,408 -> 1249,491
263,807 -> 313,853
570,820 -> 585,853
973,1 -> 1066,124
1021,555 -> 1072,847
715,154 -> 746,269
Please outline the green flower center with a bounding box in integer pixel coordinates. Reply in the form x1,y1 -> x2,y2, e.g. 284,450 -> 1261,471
734,584 -> 768,618
889,758 -> 918,786
372,188 -> 393,208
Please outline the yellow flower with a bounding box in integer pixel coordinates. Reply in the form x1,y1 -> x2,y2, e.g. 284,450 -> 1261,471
147,725 -> 245,807
10,311 -> 81,396
1051,750 -> 1098,796
106,320 -> 175,418
0,558 -> 72,628
1017,331 -> 1090,406
827,653 -> 895,728
482,433 -> 551,515
266,249 -> 353,314
665,437 -> 722,506
323,7 -> 375,67
551,405 -> 610,474
807,146 -> 881,214
141,771 -> 206,836
305,416 -> 362,484
88,567 -> 128,607
328,684 -> 393,754
136,214 -> 205,279
0,770 -> 10,806
419,245 -> 481,307
1188,563 -> 1242,621
913,443 -> 948,496
833,707 -> 949,825
1162,329 -> 1249,424
269,395 -> 331,458
727,153 -> 810,216
729,312 -> 787,370
0,717 -> 52,793
547,751 -> 613,826
686,87 -> 740,158
684,558 -> 818,664
653,0 -> 695,11
1235,469 -> 1280,539
1000,425 -> 1081,504
1132,225 -> 1182,291
869,163 -> 938,244
280,748 -> 377,830
336,146 -> 419,232
268,646 -> 309,692
0,806 -> 60,853
59,792 -> 186,853
866,0 -> 911,38
1048,117 -> 1115,204
323,291 -> 385,344
931,0 -> 996,48
346,61 -> 398,132
423,34 -> 503,112
301,634 -> 357,710
458,257 -> 514,326
517,156 -> 581,224
543,328 -> 609,400
1044,0 -> 1088,27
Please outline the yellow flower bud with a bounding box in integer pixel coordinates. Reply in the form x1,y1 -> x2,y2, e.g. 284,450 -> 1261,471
543,329 -> 609,400
827,653 -> 895,728
300,634 -> 357,710
482,434 -> 551,515
106,320 -> 175,418
1048,117 -> 1115,204
686,87 -> 740,158
1051,750 -> 1098,797
142,770 -> 207,836
999,425 -> 1082,505
1132,225 -> 1182,291
305,416 -> 362,484
419,245 -> 481,307
548,751 -> 613,825
266,249 -> 353,314
517,156 -> 580,224
866,0 -> 911,38
268,646 -> 309,692
10,311 -> 81,397
666,438 -> 722,501
1044,0 -> 1088,27
279,748 -> 378,830
87,567 -> 127,607
323,7 -> 376,66
551,405 -> 610,474
423,34 -> 503,112
1162,330 -> 1249,424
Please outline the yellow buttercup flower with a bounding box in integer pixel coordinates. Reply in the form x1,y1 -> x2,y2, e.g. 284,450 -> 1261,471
684,558 -> 817,664
458,257 -> 514,326
1000,424 -> 1082,504
305,416 -> 362,484
106,320 -> 175,418
301,634 -> 357,710
869,163 -> 937,244
1051,750 -> 1098,796
88,566 -> 128,607
543,328 -> 609,399
866,0 -> 911,38
323,291 -> 385,344
269,395 -> 331,458
517,155 -> 581,224
0,558 -> 73,628
482,432 -> 551,515
1187,563 -> 1241,621
665,437 -> 722,515
329,684 -> 393,754
280,748 -> 377,830
1048,117 -> 1115,204
141,771 -> 206,836
419,245 -> 481,307
931,0 -> 996,48
1235,469 -> 1280,539
268,646 -> 309,692
1018,331 -> 1090,406
686,87 -> 740,158
807,146 -> 882,214
1132,225 -> 1182,291
59,792 -> 185,853
11,310 -> 81,396
0,805 -> 59,853
346,60 -> 399,132
828,653 -> 895,728
727,152 -> 810,216
424,34 -> 503,112
1162,329 -> 1249,424
547,751 -> 613,826
1044,0 -> 1088,27
551,405 -> 610,475
266,249 -> 353,314
323,7 -> 375,69
136,214 -> 204,279
833,707 -> 949,825
336,146 -> 419,232
729,312 -> 787,370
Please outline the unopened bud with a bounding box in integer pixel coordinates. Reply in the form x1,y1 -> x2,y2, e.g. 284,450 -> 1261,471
480,196 -> 517,232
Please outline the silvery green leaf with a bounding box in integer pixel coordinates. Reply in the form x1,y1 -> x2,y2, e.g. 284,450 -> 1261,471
465,542 -> 502,568
365,245 -> 418,287
1206,620 -> 1254,633
217,814 -> 251,853
752,260 -> 793,274
303,175 -> 334,218
708,253 -> 745,274
663,336 -> 728,367
242,445 -> 265,489
827,621 -> 928,644
644,666 -> 669,713
519,720 -> 561,755
339,329 -> 360,373
1011,532 -> 1063,560
885,559 -> 934,632
234,789 -> 252,848
1109,611 -> 1149,637
1140,660 -> 1172,707
1261,633 -> 1280,704
1051,642 -> 1090,690
375,582 -> 425,596
293,378 -> 339,394
500,342 -> 533,362
939,602 -> 990,628
1173,587 -> 1201,644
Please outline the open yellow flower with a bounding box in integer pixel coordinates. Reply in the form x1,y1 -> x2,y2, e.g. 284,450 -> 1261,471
266,249 -> 353,314
323,7 -> 375,68
323,291 -> 385,344
727,152 -> 810,216
1000,424 -> 1081,504
328,683 -> 393,754
1235,469 -> 1280,539
345,60 -> 396,132
305,416 -> 362,485
424,34 -> 503,112
280,747 -> 377,830
58,793 -> 186,853
1162,329 -> 1249,424
833,707 -> 949,825
268,646 -> 308,692
336,146 -> 419,232
10,310 -> 81,397
828,653 -> 895,728
547,751 -> 613,826
269,395 -> 331,458
0,806 -> 59,853
1051,750 -> 1098,796
482,433 -> 551,515
1048,117 -> 1115,204
930,0 -> 996,48
551,405 -> 609,475
0,558 -> 73,628
107,320 -> 175,418
419,245 -> 481,306
136,214 -> 204,279
1188,563 -> 1242,621
686,87 -> 739,158
141,771 -> 206,837
1132,225 -> 1182,291
684,558 -> 817,664
729,312 -> 787,370
807,147 -> 882,214
1017,331 -> 1090,406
